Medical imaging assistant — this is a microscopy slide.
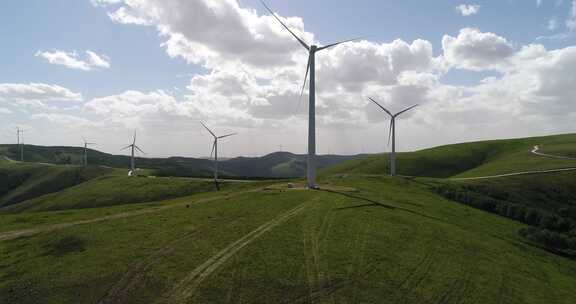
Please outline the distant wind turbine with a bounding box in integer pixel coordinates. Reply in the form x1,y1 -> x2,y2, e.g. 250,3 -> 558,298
201,122 -> 237,191
261,0 -> 362,189
121,131 -> 144,176
16,127 -> 25,161
368,97 -> 418,176
82,137 -> 96,167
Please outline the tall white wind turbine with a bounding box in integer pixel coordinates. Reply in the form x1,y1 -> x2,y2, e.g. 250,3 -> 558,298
261,0 -> 361,189
121,131 -> 144,176
368,97 -> 418,176
201,122 -> 237,191
82,137 -> 96,167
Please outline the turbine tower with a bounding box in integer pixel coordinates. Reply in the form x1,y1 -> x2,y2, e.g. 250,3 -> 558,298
82,137 -> 96,167
16,127 -> 24,162
261,0 -> 360,189
121,131 -> 144,176
201,122 -> 237,191
368,97 -> 418,176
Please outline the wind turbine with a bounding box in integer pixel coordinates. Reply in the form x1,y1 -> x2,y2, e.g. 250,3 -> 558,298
368,97 -> 418,176
121,131 -> 144,176
16,127 -> 25,161
261,0 -> 361,189
82,137 -> 96,167
201,122 -> 237,191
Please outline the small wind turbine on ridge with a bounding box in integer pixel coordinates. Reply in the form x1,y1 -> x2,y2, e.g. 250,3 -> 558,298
121,131 -> 145,177
368,97 -> 418,176
82,137 -> 96,167
201,122 -> 237,191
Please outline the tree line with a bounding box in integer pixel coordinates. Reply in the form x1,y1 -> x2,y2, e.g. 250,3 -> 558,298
435,184 -> 576,257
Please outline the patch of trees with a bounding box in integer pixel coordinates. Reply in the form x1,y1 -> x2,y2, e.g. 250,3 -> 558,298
435,184 -> 576,257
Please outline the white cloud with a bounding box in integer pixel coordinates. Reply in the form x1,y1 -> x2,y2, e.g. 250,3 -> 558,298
567,0 -> 576,31
442,28 -> 515,71
455,4 -> 481,16
0,107 -> 12,114
0,83 -> 82,103
90,0 -> 122,7
537,0 -> 543,7
548,18 -> 558,30
74,1 -> 576,156
35,50 -> 111,71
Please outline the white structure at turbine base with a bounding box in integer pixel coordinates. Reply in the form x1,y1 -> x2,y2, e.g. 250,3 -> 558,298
368,97 -> 418,176
261,0 -> 361,189
121,131 -> 144,176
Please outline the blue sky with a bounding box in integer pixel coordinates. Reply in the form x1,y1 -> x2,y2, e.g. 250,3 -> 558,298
1,0 -> 575,157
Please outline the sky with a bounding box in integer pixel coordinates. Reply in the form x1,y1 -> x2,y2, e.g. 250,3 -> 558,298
1,0 -> 575,158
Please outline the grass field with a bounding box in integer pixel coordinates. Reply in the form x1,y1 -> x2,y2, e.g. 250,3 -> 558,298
324,133 -> 576,178
2,176 -> 266,213
1,134 -> 576,303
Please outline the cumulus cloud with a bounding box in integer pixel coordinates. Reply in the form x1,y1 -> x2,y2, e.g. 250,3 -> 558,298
77,1 -> 576,155
442,28 -> 515,71
455,4 -> 481,16
567,0 -> 576,31
35,50 -> 110,71
0,83 -> 82,103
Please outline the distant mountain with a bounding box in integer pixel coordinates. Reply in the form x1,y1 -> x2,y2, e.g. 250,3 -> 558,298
0,145 -> 366,178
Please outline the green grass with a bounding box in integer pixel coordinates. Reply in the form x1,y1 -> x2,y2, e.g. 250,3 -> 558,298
0,162 -> 114,208
3,176 -> 267,213
2,133 -> 576,303
1,175 -> 575,303
324,133 -> 576,178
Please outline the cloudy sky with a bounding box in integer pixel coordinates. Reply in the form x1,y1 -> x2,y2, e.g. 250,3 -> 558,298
1,0 -> 576,158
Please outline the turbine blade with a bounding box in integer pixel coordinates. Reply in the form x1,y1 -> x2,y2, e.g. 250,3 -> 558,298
121,145 -> 132,151
218,133 -> 237,139
200,121 -> 216,138
260,0 -> 310,50
210,141 -> 216,159
388,119 -> 393,147
82,136 -> 87,143
132,130 -> 137,145
368,97 -> 393,117
394,104 -> 418,117
297,54 -> 312,111
135,145 -> 145,154
317,37 -> 364,51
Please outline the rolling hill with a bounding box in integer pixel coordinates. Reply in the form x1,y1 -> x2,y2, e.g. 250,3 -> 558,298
0,144 -> 363,178
1,133 -> 576,303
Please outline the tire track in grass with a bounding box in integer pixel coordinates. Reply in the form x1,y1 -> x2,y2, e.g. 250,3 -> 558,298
160,201 -> 309,304
98,231 -> 199,304
302,206 -> 336,304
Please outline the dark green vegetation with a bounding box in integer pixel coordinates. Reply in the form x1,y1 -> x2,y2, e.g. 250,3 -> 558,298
0,144 -> 362,178
3,176 -> 253,213
1,133 -> 576,303
0,162 -> 114,208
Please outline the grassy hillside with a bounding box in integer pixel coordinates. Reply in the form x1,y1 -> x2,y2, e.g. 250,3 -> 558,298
0,162 -> 114,208
324,133 -> 576,178
2,176 -> 259,213
1,175 -> 575,303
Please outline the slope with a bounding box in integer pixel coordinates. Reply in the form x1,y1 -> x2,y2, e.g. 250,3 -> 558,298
0,162 -> 114,208
323,133 -> 576,178
0,175 -> 575,303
